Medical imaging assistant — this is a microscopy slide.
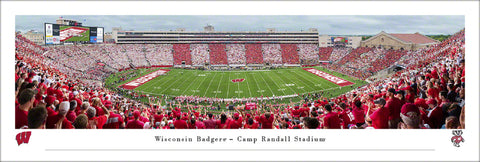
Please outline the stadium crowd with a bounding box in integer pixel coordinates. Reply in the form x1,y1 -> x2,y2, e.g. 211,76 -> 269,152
226,44 -> 247,65
208,44 -> 229,65
328,47 -> 351,62
15,29 -> 465,129
262,44 -> 283,64
144,44 -> 174,66
298,44 -> 320,65
123,44 -> 150,67
173,44 -> 192,65
280,44 -> 300,64
318,47 -> 333,61
366,49 -> 407,73
245,44 -> 264,64
190,44 -> 210,65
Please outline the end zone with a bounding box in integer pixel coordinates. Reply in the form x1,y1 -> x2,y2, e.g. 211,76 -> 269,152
120,69 -> 170,89
303,68 -> 354,87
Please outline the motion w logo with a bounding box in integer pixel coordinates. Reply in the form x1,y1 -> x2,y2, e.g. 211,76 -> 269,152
16,131 -> 32,146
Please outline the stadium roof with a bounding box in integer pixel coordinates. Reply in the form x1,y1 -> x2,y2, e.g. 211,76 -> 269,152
389,33 -> 439,44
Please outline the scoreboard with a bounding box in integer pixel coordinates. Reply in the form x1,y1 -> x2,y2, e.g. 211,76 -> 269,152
44,23 -> 103,44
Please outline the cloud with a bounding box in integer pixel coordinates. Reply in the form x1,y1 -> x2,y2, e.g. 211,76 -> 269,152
15,15 -> 464,35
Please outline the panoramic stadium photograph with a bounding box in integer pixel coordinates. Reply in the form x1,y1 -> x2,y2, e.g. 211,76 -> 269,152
15,15 -> 465,130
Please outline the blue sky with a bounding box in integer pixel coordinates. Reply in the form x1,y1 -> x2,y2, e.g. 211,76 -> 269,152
16,15 -> 464,35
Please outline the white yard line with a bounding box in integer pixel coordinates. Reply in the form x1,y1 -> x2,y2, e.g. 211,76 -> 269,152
136,69 -> 173,93
159,71 -> 189,94
251,72 -> 264,97
214,72 -> 225,98
257,72 -> 277,96
285,70 -> 317,91
271,71 -> 297,94
236,72 -> 242,97
264,72 -> 287,96
226,72 -> 230,98
203,72 -> 217,97
244,72 -> 253,97
180,71 -> 201,94
191,72 -> 210,96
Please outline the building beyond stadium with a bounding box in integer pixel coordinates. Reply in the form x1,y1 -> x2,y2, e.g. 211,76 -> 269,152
115,26 -> 320,44
360,31 -> 439,50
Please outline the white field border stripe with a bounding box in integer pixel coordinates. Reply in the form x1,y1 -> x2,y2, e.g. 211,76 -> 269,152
206,70 -> 271,72
139,84 -> 347,101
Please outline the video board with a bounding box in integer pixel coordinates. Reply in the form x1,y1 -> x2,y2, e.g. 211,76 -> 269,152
45,23 -> 104,44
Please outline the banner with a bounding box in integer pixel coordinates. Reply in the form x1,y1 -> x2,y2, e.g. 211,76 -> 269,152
97,27 -> 103,43
45,36 -> 53,44
53,36 -> 60,44
90,27 -> 97,36
52,24 -> 60,36
245,103 -> 257,110
45,24 -> 53,36
90,36 -> 97,43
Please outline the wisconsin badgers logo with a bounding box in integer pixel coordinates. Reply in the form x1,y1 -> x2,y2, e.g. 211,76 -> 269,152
231,79 -> 245,83
16,131 -> 32,146
451,130 -> 464,147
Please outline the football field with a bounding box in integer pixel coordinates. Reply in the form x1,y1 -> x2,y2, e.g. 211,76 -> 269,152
109,67 -> 367,99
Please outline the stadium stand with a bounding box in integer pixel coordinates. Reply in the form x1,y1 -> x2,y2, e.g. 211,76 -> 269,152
123,44 -> 150,67
190,44 -> 210,66
367,49 -> 407,73
245,44 -> 264,64
262,44 -> 282,64
14,29 -> 465,129
337,47 -> 373,65
298,44 -> 320,65
173,44 -> 192,65
280,44 -> 300,64
107,44 -> 132,69
208,44 -> 228,65
318,47 -> 333,61
144,44 -> 174,66
226,44 -> 246,65
329,47 -> 351,62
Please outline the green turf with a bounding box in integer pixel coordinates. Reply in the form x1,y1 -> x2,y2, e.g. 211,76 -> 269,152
106,67 -> 367,99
